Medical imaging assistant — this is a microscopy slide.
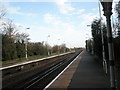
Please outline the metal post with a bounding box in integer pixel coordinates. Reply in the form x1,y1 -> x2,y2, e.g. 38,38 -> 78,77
25,28 -> 30,60
46,35 -> 50,56
85,34 -> 89,52
100,1 -> 116,89
106,15 -> 115,88
57,39 -> 60,54
25,39 -> 27,60
106,3 -> 115,89
86,40 -> 88,51
98,1 -> 107,74
63,41 -> 65,53
91,39 -> 94,55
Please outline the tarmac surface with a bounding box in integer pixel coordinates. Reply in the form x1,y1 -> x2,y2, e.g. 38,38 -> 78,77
45,50 -> 110,89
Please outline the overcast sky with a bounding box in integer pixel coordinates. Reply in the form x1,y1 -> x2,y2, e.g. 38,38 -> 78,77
1,0 -> 118,48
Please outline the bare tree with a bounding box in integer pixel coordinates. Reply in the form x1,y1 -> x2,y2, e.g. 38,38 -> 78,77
15,32 -> 30,43
2,19 -> 18,38
0,3 -> 6,19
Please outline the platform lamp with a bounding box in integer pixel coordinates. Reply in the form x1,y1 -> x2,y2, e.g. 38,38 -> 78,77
100,0 -> 116,89
25,28 -> 30,60
47,35 -> 50,56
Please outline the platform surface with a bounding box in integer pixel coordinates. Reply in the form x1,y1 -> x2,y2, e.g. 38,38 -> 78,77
45,50 -> 110,89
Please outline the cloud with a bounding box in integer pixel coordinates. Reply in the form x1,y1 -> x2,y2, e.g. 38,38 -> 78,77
73,9 -> 85,15
4,3 -> 37,17
7,6 -> 37,17
92,8 -> 98,11
75,12 -> 99,39
43,12 -> 86,47
7,6 -> 21,15
43,13 -> 61,25
54,1 -> 86,16
82,13 -> 98,22
2,2 -> 104,48
77,12 -> 98,27
43,10 -> 98,47
43,13 -> 76,31
54,0 -> 75,15
28,23 -> 86,48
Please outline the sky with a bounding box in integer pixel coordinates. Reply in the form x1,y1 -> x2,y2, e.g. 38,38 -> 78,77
1,0 -> 118,48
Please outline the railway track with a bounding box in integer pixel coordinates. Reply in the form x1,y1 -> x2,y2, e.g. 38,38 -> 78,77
2,51 -> 81,89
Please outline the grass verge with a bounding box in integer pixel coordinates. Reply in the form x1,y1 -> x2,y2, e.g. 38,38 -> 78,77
1,52 -> 66,67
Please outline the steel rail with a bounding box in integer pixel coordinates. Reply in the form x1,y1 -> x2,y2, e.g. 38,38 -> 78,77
1,52 -> 73,70
15,52 -> 80,89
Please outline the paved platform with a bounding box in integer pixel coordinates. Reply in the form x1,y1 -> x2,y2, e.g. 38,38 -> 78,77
45,50 -> 110,89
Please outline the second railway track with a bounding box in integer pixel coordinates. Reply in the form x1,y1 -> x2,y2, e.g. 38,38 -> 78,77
2,51 -> 81,89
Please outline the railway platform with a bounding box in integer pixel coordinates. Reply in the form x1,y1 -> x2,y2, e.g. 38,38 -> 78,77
45,50 -> 110,89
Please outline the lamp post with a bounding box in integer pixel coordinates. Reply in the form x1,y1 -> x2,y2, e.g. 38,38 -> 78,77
85,40 -> 88,52
85,34 -> 90,52
100,0 -> 116,89
86,25 -> 94,54
98,1 -> 107,74
46,35 -> 50,56
57,39 -> 60,54
90,38 -> 94,55
25,28 -> 30,60
63,41 -> 65,53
